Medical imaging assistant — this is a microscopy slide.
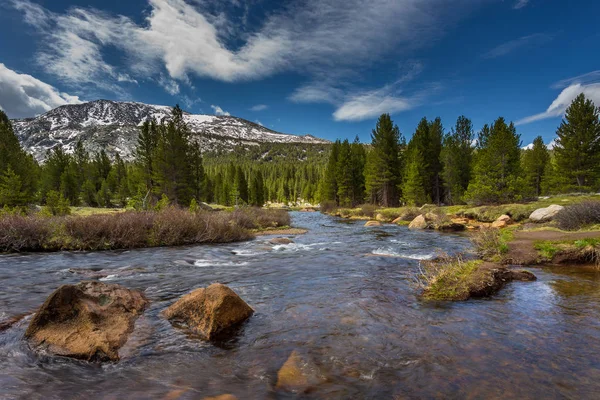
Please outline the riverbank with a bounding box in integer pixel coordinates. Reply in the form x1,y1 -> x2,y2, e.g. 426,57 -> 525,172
0,207 -> 291,253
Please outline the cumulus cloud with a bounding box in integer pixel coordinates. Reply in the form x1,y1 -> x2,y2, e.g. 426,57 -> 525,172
211,104 -> 230,116
0,63 -> 82,118
482,33 -> 552,59
516,83 -> 600,125
250,104 -> 268,111
12,0 -> 481,99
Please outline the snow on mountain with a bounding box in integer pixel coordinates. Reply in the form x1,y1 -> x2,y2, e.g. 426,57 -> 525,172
11,99 -> 329,161
521,138 -> 557,150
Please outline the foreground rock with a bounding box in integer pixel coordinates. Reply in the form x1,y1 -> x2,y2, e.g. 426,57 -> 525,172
529,204 -> 564,223
276,350 -> 327,393
164,283 -> 254,340
25,281 -> 148,361
269,237 -> 294,245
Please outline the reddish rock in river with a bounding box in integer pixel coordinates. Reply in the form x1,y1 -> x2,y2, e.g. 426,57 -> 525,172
164,283 -> 254,340
25,281 -> 148,361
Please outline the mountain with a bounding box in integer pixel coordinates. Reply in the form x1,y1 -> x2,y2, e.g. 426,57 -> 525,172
11,100 -> 329,162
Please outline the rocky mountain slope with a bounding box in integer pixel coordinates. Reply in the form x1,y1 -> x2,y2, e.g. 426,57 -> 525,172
11,100 -> 329,161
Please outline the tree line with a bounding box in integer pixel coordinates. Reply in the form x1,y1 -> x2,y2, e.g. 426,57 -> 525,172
0,105 -> 326,210
321,93 -> 600,207
2,94 -> 599,210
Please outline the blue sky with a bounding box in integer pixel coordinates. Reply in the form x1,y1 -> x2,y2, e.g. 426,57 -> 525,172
1,0 -> 599,146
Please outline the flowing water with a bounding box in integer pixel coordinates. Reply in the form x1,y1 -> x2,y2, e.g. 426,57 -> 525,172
1,212 -> 600,399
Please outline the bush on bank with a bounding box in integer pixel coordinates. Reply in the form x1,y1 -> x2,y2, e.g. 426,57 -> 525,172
0,207 -> 290,253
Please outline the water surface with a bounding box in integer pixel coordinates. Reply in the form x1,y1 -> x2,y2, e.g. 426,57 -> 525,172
1,212 -> 599,399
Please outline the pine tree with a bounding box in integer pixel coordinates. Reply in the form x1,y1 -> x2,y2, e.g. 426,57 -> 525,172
464,117 -> 524,204
322,140 -> 340,204
0,167 -> 28,207
0,110 -> 38,206
554,93 -> 600,190
350,136 -> 366,206
364,114 -> 402,207
336,139 -> 354,207
427,117 -> 444,204
441,116 -> 474,204
522,136 -> 549,197
235,166 -> 249,205
402,150 -> 429,206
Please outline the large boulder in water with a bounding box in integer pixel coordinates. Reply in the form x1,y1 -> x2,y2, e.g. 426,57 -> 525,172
164,283 -> 254,340
24,281 -> 148,362
529,204 -> 564,223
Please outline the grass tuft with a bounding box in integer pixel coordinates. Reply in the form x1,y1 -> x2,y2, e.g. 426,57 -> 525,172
417,255 -> 483,300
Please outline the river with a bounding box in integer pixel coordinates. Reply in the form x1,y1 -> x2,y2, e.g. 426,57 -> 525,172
1,212 -> 600,399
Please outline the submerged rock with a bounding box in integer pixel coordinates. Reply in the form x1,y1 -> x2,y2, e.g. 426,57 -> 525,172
269,237 -> 294,245
203,395 -> 238,400
529,204 -> 564,223
25,281 -> 148,361
276,350 -> 327,393
364,220 -> 382,227
164,283 -> 254,340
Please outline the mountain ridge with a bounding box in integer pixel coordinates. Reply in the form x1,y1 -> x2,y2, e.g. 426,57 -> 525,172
11,99 -> 329,162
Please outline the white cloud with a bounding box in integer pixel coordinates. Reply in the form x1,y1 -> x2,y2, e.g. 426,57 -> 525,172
294,61 -> 428,121
513,0 -> 529,9
516,83 -> 600,125
211,104 -> 230,116
482,33 -> 552,59
13,0 -> 482,98
552,70 -> 600,89
0,63 -> 82,118
250,104 -> 268,111
158,76 -> 180,95
333,87 -> 416,122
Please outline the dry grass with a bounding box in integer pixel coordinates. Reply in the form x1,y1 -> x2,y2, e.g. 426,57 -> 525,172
470,227 -> 515,262
416,255 -> 483,300
555,201 -> 600,231
0,207 -> 289,253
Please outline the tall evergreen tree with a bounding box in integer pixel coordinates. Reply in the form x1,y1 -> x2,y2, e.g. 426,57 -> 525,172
402,149 -> 429,206
0,110 -> 38,206
441,116 -> 474,204
364,114 -> 402,207
350,136 -> 366,206
554,93 -> 600,189
465,118 -> 523,204
336,139 -> 354,207
522,136 -> 549,197
321,140 -> 340,204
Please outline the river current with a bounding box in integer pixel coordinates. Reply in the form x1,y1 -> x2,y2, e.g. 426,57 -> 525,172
1,212 -> 600,399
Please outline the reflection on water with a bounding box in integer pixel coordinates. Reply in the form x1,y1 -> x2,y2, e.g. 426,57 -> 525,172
1,212 -> 600,399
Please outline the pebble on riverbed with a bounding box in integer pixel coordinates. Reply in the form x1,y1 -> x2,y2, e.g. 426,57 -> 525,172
276,350 -> 327,393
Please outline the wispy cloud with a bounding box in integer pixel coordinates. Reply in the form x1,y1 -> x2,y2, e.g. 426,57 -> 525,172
482,33 -> 552,59
211,104 -> 230,116
255,119 -> 263,126
552,70 -> 600,89
12,0 -> 482,102
0,63 -> 82,118
516,82 -> 600,125
513,0 -> 530,9
250,104 -> 268,111
291,61 -> 428,121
